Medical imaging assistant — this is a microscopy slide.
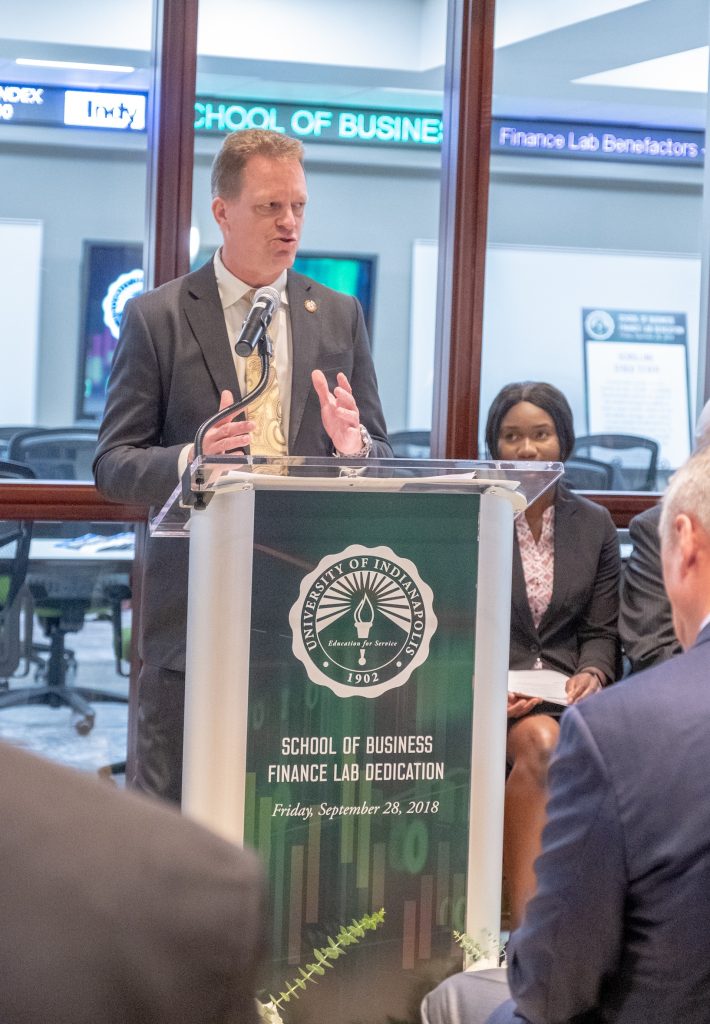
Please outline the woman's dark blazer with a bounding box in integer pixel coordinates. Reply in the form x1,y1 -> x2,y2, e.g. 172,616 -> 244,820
509,483 -> 621,683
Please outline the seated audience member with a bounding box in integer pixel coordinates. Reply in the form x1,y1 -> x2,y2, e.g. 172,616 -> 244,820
619,397 -> 710,673
421,443 -> 710,1024
485,382 -> 620,928
618,502 -> 680,673
0,740 -> 266,1024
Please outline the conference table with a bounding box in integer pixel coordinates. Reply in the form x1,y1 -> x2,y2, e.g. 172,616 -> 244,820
29,531 -> 135,568
28,531 -> 134,599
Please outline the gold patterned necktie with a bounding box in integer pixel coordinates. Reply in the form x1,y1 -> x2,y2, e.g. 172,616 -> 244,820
243,290 -> 288,457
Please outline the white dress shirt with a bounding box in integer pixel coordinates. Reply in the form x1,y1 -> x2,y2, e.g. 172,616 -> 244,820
178,251 -> 294,475
213,249 -> 293,440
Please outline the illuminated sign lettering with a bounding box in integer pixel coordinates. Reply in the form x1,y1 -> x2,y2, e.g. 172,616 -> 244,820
0,81 -> 54,124
0,82 -> 146,130
0,85 -> 44,105
0,82 -> 705,166
194,98 -> 443,148
194,103 -> 286,134
64,90 -> 146,131
337,111 -> 442,145
492,118 -> 705,165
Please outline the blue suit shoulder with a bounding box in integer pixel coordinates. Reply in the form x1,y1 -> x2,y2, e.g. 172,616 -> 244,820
571,625 -> 710,748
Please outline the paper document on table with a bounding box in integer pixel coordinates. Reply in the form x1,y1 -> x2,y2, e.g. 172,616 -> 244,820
508,669 -> 569,706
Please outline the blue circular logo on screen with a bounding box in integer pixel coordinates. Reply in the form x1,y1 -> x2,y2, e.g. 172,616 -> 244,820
584,309 -> 615,341
102,268 -> 144,339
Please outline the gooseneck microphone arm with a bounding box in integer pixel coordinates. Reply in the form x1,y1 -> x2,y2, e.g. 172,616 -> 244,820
183,286 -> 281,508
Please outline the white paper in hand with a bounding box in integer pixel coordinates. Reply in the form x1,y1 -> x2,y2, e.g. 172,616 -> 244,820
508,669 -> 569,706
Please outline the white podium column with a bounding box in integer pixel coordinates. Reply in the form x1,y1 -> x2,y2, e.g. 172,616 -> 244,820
182,486 -> 255,844
466,492 -> 513,961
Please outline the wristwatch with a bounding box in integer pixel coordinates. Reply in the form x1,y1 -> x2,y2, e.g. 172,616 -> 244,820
335,424 -> 373,458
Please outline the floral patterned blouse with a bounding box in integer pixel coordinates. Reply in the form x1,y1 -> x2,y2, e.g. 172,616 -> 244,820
515,505 -> 555,630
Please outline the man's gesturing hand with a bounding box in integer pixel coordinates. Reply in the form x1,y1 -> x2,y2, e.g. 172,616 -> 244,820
311,370 -> 363,455
189,390 -> 256,459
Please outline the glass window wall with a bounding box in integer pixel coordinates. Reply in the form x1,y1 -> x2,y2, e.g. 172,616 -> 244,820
1,2 -> 154,475
480,0 -> 709,491
192,0 -> 450,449
0,4 -> 152,768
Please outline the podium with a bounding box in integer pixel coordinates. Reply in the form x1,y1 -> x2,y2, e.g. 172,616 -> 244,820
152,456 -> 560,1024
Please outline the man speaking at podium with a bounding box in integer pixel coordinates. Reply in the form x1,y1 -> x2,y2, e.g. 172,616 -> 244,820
94,128 -> 391,803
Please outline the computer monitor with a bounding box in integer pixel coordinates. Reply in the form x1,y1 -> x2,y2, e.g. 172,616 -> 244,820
76,240 -> 143,421
292,251 -> 376,336
76,242 -> 377,421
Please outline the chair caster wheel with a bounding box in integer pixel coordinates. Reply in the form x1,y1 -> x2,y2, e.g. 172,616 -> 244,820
75,715 -> 95,736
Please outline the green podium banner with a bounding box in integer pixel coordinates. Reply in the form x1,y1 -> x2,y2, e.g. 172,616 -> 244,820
245,490 -> 480,1024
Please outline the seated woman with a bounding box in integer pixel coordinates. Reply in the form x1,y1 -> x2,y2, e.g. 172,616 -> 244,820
485,381 -> 621,929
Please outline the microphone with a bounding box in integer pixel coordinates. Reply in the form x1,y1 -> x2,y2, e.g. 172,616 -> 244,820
235,286 -> 280,357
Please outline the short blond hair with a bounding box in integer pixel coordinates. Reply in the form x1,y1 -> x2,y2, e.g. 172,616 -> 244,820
210,129 -> 304,199
659,444 -> 710,546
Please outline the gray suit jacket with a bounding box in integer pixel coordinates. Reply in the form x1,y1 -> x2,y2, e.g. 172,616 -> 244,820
94,259 -> 391,670
619,504 -> 681,674
509,485 -> 621,683
0,740 -> 266,1024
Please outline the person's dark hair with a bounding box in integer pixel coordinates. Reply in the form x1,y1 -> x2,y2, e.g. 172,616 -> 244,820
210,128 -> 304,200
485,381 -> 575,461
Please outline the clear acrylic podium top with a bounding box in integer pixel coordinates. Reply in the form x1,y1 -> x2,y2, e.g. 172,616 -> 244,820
151,455 -> 563,538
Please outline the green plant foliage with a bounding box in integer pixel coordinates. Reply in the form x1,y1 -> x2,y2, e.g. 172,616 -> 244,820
453,929 -> 501,968
256,909 -> 386,1023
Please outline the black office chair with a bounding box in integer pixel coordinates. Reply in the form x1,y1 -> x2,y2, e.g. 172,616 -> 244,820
2,435 -> 130,735
571,434 -> 659,491
0,461 -> 34,687
0,426 -> 34,460
563,456 -> 614,490
389,430 -> 431,459
6,424 -> 131,665
7,426 -> 99,481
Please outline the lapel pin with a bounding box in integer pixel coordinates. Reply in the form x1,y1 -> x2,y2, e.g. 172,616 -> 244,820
304,298 -> 318,313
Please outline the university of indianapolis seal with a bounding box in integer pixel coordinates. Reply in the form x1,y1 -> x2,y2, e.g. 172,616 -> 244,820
289,544 -> 437,698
